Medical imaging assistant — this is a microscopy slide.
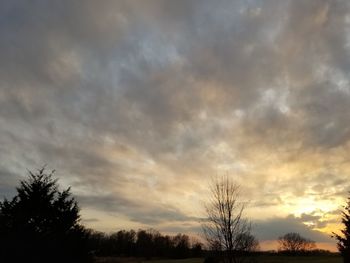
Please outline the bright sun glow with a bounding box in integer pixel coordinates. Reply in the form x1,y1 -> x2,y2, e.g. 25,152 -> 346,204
293,197 -> 336,216
281,196 -> 339,219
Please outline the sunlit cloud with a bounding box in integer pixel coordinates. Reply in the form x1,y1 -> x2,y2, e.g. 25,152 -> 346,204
1,0 -> 350,251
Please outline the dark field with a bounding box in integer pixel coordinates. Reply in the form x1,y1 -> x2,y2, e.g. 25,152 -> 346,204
95,256 -> 342,263
250,255 -> 341,262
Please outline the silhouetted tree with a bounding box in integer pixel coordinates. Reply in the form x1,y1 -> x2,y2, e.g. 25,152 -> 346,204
86,230 -> 109,256
172,233 -> 191,258
110,229 -> 136,256
333,192 -> 350,262
136,229 -> 155,258
278,232 -> 316,254
154,233 -> 173,257
202,176 -> 258,263
235,233 -> 259,252
191,239 -> 204,257
84,227 -> 202,259
0,168 -> 91,263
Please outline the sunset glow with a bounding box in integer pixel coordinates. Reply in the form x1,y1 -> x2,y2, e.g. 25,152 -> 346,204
1,0 -> 350,253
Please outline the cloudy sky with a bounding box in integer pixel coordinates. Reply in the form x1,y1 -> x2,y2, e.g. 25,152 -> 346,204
1,0 -> 350,251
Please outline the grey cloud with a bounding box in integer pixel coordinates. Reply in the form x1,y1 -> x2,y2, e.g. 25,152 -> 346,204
128,209 -> 199,225
82,218 -> 99,223
252,195 -> 283,207
77,194 -> 200,225
299,213 -> 328,229
1,0 -> 350,240
77,194 -> 137,214
159,225 -> 203,235
0,168 -> 20,198
254,214 -> 333,243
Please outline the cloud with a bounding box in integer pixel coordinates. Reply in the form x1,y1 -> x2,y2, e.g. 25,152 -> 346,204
254,214 -> 333,243
77,193 -> 201,225
0,0 -> 350,247
0,168 -> 20,198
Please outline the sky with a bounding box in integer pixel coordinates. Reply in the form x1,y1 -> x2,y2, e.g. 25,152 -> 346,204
1,0 -> 350,251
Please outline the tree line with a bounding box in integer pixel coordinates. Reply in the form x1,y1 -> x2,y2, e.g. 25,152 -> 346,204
0,168 -> 202,263
86,228 -> 203,258
1,168 -> 350,263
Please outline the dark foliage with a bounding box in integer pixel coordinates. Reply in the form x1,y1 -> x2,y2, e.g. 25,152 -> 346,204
0,168 -> 91,263
86,228 -> 203,259
333,192 -> 350,262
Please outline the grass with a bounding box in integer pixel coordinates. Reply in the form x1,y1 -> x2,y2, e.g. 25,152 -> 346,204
95,255 -> 343,263
95,258 -> 204,263
254,254 -> 342,263
147,259 -> 203,263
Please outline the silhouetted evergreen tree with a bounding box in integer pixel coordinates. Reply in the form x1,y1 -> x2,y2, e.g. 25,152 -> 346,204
333,193 -> 350,262
0,168 -> 91,263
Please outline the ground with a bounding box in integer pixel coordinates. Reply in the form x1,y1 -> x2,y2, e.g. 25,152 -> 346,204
95,255 -> 342,263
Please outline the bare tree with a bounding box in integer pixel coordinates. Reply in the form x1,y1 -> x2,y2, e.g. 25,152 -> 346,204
202,176 -> 257,263
278,232 -> 316,254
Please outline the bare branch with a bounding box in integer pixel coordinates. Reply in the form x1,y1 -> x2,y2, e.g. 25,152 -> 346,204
202,176 -> 258,263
